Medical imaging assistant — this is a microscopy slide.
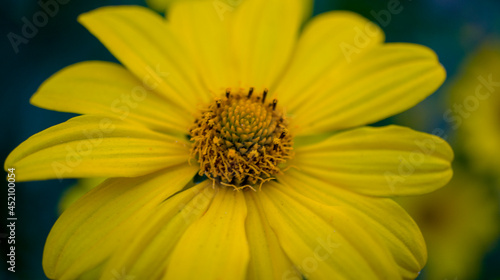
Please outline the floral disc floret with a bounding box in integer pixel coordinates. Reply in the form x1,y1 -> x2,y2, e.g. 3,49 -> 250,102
189,88 -> 293,190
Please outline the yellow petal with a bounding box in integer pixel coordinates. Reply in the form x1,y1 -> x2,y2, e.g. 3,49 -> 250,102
43,164 -> 198,280
231,0 -> 303,89
293,43 -> 446,134
31,61 -> 190,134
259,181 -> 400,279
245,192 -> 300,280
279,169 -> 427,279
100,181 -> 216,280
168,0 -> 238,93
5,115 -> 190,181
295,125 -> 453,196
276,11 -> 384,107
78,6 -> 209,113
165,187 -> 249,280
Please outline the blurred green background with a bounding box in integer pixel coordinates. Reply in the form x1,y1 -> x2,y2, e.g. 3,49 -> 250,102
1,0 -> 499,279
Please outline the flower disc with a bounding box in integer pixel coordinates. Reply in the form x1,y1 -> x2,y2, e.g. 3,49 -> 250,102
190,88 -> 293,190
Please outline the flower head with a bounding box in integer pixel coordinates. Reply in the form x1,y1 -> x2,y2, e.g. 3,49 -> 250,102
5,0 -> 453,279
190,88 -> 293,190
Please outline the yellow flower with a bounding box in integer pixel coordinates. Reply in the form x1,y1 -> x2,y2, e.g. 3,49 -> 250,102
5,0 -> 453,279
397,166 -> 500,280
448,40 -> 500,177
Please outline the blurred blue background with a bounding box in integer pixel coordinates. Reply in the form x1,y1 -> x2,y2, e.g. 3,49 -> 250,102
1,0 -> 499,279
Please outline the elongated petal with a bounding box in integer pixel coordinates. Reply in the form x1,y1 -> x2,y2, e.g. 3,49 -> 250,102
292,43 -> 446,134
5,115 -> 190,181
245,192 -> 300,280
100,181 -> 216,280
169,0 -> 238,93
31,61 -> 190,134
165,187 -> 249,280
258,181 -> 400,280
279,170 -> 427,279
43,164 -> 198,280
276,11 -> 384,107
232,0 -> 303,89
295,125 -> 453,196
78,6 -> 209,113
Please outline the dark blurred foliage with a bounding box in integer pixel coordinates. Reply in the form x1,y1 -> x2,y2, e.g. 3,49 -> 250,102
0,0 -> 499,279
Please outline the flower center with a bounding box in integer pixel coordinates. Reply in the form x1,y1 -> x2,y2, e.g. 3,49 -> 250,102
189,88 -> 293,190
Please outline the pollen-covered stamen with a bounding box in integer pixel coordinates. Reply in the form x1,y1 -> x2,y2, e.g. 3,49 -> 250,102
189,88 -> 293,190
